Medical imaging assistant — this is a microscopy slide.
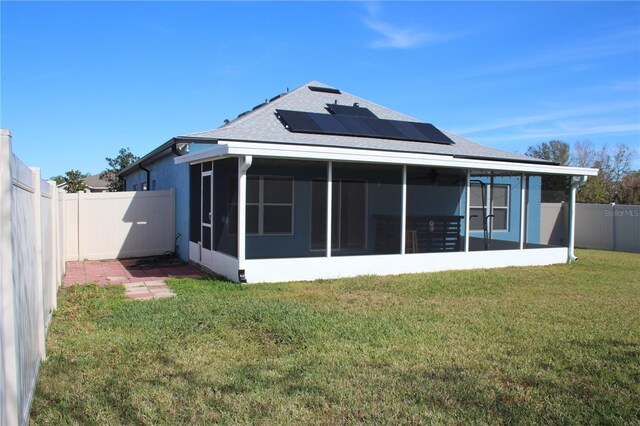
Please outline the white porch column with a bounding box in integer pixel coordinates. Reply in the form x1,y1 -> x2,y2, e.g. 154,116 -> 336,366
519,174 -> 526,250
464,169 -> 471,252
326,161 -> 332,258
401,165 -> 407,255
237,156 -> 252,278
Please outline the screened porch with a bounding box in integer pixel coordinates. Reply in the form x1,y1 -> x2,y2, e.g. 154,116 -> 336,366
187,156 -> 572,281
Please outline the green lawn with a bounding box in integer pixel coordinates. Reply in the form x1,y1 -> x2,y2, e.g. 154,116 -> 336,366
31,249 -> 640,425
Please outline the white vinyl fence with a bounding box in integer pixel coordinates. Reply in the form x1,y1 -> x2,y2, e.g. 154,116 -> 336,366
1,130 -> 64,426
63,189 -> 175,261
575,203 -> 640,253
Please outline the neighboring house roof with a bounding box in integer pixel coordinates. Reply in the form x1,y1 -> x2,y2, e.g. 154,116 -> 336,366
57,174 -> 110,191
183,80 -> 551,165
83,174 -> 110,190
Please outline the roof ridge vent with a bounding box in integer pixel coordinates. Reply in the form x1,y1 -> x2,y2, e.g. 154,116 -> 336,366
308,85 -> 341,94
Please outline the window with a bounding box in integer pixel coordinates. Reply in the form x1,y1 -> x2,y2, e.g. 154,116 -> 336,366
151,180 -> 156,191
132,183 -> 138,191
246,176 -> 294,235
470,183 -> 509,231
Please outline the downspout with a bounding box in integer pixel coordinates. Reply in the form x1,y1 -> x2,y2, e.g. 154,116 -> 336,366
139,164 -> 151,191
568,175 -> 588,262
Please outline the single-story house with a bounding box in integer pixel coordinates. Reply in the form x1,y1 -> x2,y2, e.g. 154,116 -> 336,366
57,173 -> 110,192
119,81 -> 598,283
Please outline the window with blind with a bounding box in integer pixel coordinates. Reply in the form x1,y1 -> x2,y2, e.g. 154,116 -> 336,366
470,183 -> 509,231
246,176 -> 294,235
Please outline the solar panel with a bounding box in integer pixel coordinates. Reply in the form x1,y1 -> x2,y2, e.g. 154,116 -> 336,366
362,117 -> 404,139
412,123 -> 454,145
326,104 -> 377,118
334,115 -> 377,135
275,109 -> 454,145
308,86 -> 341,94
275,110 -> 320,132
389,120 -> 432,141
309,113 -> 350,133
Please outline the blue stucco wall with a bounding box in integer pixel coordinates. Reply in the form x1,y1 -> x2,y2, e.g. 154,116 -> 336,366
526,176 -> 542,244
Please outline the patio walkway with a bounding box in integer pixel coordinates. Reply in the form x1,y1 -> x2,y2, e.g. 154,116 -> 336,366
64,256 -> 207,291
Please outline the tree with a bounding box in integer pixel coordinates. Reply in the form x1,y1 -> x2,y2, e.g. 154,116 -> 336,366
525,140 -> 570,165
49,175 -> 65,186
62,170 -> 88,193
526,140 -> 571,201
619,171 -> 640,205
577,143 -> 634,203
100,147 -> 139,191
526,140 -> 637,204
571,140 -> 597,168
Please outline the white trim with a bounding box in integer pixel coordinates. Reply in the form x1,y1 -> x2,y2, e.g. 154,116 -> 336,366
326,161 -> 332,258
175,144 -> 229,164
464,170 -> 470,252
242,247 -> 569,283
176,141 -> 598,176
237,156 -> 252,271
519,174 -> 525,250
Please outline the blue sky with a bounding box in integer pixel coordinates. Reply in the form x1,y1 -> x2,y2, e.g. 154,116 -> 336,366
2,1 -> 639,179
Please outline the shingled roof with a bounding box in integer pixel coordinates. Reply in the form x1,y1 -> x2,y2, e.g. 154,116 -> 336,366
183,80 -> 548,164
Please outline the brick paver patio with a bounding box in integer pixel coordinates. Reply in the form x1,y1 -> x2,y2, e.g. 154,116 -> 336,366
63,257 -> 208,300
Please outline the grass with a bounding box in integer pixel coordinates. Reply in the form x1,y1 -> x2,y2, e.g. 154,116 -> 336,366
31,249 -> 639,425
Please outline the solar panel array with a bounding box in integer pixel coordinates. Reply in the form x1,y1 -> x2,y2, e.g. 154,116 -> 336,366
275,109 -> 454,145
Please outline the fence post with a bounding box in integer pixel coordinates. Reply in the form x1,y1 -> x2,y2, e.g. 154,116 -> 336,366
76,191 -> 81,261
611,203 -> 616,251
0,129 -> 19,425
48,181 -> 58,310
30,167 -> 46,361
59,190 -> 66,274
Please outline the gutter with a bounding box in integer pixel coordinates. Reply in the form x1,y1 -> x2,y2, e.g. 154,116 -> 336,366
568,175 -> 589,262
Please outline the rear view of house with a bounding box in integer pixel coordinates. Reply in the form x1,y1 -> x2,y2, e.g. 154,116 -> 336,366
119,81 -> 598,283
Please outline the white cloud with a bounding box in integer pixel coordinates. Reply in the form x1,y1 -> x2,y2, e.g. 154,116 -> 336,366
362,3 -> 452,49
456,28 -> 640,79
454,101 -> 639,134
471,123 -> 640,143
